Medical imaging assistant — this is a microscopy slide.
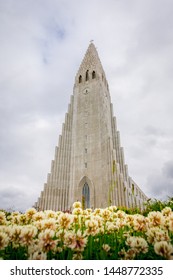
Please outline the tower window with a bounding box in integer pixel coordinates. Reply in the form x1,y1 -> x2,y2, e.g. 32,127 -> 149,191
92,71 -> 96,79
85,162 -> 87,168
85,148 -> 87,153
79,75 -> 82,83
86,70 -> 89,81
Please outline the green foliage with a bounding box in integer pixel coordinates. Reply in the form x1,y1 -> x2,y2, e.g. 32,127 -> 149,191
117,206 -> 141,215
142,197 -> 173,216
2,244 -> 28,260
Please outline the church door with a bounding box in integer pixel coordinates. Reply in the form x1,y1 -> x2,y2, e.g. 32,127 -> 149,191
82,183 -> 90,209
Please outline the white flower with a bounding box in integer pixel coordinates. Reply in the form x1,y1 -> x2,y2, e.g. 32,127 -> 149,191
73,201 -> 82,209
154,241 -> 173,259
102,244 -> 111,252
0,232 -> 9,250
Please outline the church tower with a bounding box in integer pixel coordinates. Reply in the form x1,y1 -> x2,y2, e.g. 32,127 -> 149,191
35,43 -> 147,211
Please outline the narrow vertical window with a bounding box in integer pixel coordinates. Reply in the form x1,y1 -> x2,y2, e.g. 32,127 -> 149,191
82,183 -> 90,208
79,75 -> 82,83
132,184 -> 134,195
86,70 -> 89,81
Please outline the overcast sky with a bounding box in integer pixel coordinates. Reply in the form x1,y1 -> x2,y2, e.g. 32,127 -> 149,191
0,0 -> 173,212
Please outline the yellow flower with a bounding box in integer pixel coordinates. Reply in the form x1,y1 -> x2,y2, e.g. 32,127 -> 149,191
58,213 -> 73,229
93,208 -> 102,215
108,206 -> 117,212
0,211 -> 7,225
32,211 -> 45,221
33,221 -> 44,231
73,201 -> 82,209
119,248 -> 137,260
72,208 -> 83,215
126,236 -> 148,253
19,225 -> 38,246
18,214 -> 28,225
38,229 -> 57,252
28,241 -> 47,259
168,213 -> 173,232
102,244 -> 111,252
85,208 -> 93,214
9,225 -> 23,245
56,247 -> 63,253
101,209 -> 111,221
10,211 -> 20,218
85,219 -> 99,235
116,210 -> 126,219
105,221 -> 117,233
64,230 -> 87,252
44,210 -> 57,219
94,215 -> 103,228
146,227 -> 170,244
0,232 -> 9,250
42,218 -> 57,231
125,214 -> 134,227
147,211 -> 164,227
29,251 -> 47,260
154,241 -> 173,259
25,208 -> 37,220
161,207 -> 172,217
133,214 -> 146,231
72,252 -> 83,260
10,213 -> 21,225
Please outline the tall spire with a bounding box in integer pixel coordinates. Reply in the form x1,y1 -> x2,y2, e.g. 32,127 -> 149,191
76,42 -> 105,79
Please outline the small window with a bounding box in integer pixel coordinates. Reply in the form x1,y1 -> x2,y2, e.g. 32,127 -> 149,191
92,71 -> 96,79
85,148 -> 87,153
79,75 -> 82,83
86,70 -> 89,81
85,162 -> 87,168
132,184 -> 134,195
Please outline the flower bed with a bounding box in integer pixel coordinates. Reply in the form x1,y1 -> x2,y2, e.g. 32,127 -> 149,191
0,202 -> 173,260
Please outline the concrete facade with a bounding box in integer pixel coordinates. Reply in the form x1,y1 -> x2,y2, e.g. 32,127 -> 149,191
34,43 -> 148,211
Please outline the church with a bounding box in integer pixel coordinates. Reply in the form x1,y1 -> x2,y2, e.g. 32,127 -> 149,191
34,43 -> 148,211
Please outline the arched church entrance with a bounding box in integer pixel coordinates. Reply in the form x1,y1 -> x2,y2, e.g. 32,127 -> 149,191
78,176 -> 95,209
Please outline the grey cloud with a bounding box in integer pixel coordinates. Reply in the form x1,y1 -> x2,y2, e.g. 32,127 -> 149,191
163,161 -> 173,179
0,0 -> 173,211
0,186 -> 32,212
144,126 -> 165,137
146,160 -> 173,200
